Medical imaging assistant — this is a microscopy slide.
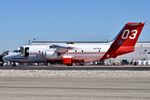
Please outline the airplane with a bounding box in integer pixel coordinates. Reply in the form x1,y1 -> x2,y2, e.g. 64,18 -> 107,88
0,51 -> 9,66
3,22 -> 145,66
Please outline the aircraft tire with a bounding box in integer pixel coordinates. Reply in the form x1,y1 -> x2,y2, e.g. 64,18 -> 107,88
66,64 -> 73,66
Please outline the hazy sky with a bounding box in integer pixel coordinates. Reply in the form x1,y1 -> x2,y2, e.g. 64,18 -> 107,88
0,0 -> 149,51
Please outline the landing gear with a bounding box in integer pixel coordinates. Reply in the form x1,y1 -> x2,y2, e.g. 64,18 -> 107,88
0,63 -> 3,66
79,62 -> 84,66
11,62 -> 16,67
66,64 -> 73,66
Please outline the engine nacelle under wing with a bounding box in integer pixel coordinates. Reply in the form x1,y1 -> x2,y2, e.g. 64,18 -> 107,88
42,49 -> 56,59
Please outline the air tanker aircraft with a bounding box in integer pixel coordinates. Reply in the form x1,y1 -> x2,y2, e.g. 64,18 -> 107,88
3,22 -> 145,66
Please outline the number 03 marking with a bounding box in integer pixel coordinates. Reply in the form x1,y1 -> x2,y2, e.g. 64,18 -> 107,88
121,29 -> 138,40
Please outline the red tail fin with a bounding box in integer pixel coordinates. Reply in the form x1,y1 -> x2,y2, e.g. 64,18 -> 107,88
101,22 -> 145,60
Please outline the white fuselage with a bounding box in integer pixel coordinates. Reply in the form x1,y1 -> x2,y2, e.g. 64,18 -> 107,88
3,42 -> 111,63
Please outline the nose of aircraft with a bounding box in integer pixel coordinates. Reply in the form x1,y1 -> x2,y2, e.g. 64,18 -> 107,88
3,52 -> 21,62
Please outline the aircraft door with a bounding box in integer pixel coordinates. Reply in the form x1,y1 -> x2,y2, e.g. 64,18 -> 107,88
20,47 -> 24,55
24,47 -> 29,57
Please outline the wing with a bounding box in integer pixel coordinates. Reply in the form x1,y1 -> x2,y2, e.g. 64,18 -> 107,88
50,45 -> 74,49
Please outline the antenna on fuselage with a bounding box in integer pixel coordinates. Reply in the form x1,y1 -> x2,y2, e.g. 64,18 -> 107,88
106,39 -> 109,43
28,40 -> 31,45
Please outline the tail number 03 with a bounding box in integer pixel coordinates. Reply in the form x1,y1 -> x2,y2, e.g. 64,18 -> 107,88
121,30 -> 138,39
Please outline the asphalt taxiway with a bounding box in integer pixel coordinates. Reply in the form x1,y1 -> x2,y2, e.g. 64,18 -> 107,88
0,77 -> 150,100
0,65 -> 150,100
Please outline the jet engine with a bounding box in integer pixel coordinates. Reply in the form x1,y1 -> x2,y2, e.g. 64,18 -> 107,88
42,49 -> 56,59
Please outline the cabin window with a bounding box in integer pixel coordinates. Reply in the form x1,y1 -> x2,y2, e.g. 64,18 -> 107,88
81,50 -> 83,52
98,50 -> 100,52
75,50 -> 77,52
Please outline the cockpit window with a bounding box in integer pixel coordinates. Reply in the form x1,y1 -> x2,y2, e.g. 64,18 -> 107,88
13,50 -> 21,53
